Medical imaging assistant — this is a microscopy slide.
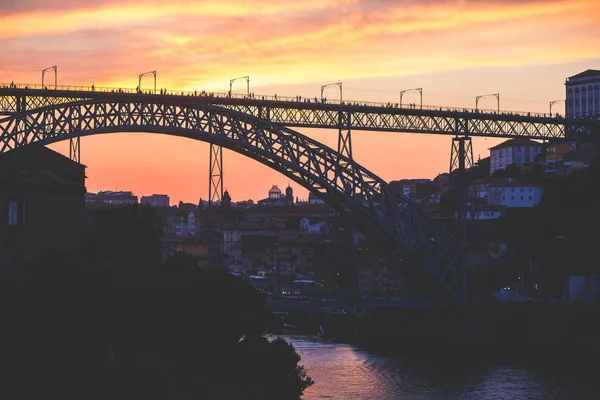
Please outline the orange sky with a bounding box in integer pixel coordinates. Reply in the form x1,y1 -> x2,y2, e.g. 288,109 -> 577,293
1,0 -> 599,204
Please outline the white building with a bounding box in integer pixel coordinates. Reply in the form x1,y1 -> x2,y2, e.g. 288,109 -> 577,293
566,69 -> 600,118
487,182 -> 544,208
489,138 -> 542,173
187,211 -> 196,236
299,217 -> 328,235
459,206 -> 506,220
223,228 -> 243,272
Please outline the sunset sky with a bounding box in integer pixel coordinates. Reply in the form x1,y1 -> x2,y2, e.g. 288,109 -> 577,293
1,0 -> 598,204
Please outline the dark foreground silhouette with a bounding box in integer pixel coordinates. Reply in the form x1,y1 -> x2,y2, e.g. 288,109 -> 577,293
0,206 -> 313,399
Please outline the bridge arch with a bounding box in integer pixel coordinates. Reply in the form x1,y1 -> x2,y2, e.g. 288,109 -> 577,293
0,99 -> 464,302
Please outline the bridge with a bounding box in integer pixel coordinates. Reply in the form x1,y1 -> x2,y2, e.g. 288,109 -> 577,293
1,83 -> 598,304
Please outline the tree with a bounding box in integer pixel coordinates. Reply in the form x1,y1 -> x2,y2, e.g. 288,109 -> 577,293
232,336 -> 314,400
1,208 -> 314,399
84,204 -> 163,287
504,163 -> 521,178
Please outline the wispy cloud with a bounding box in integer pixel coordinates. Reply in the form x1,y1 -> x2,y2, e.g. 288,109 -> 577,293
1,0 -> 597,89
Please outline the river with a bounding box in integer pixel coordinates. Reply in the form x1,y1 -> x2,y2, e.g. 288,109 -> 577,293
279,334 -> 598,400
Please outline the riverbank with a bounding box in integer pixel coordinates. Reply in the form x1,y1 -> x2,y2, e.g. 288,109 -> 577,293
297,301 -> 600,358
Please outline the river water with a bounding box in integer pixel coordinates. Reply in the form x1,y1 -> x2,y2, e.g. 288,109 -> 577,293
280,334 -> 598,400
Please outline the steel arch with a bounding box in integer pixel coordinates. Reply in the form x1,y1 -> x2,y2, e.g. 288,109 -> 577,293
0,99 -> 465,302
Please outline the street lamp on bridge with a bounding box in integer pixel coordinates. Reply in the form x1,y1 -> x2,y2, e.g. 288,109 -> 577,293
229,76 -> 250,96
549,99 -> 565,115
399,88 -> 422,109
138,70 -> 156,94
41,66 -> 57,90
321,81 -> 343,103
475,93 -> 500,113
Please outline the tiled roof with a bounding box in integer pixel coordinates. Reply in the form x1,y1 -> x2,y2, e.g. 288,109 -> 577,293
488,180 -> 542,188
489,138 -> 540,150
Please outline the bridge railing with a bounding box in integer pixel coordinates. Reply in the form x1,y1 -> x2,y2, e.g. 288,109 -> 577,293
0,82 -> 566,118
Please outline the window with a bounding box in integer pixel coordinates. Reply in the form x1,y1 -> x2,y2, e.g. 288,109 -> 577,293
8,200 -> 25,226
502,196 -> 505,201
8,201 -> 18,225
529,187 -> 532,192
511,196 -> 514,201
511,188 -> 515,192
528,196 -> 532,200
520,188 -> 524,192
520,196 -> 523,200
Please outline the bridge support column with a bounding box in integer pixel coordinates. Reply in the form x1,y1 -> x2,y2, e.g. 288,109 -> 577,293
449,136 -> 473,174
338,111 -> 352,159
451,136 -> 471,304
208,144 -> 223,205
69,137 -> 81,163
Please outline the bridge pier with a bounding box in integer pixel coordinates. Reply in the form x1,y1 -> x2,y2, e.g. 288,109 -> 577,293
338,110 -> 352,159
450,136 -> 472,304
208,144 -> 224,205
69,137 -> 81,163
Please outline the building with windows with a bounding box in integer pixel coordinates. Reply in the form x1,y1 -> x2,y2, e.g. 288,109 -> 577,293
489,138 -> 543,173
140,194 -> 170,207
566,69 -> 600,118
86,190 -> 138,207
487,181 -> 543,208
0,145 -> 86,269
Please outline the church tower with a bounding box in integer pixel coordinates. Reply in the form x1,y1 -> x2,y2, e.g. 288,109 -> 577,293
285,184 -> 294,205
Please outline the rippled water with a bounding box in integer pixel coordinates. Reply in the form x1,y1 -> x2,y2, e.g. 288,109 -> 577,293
280,335 -> 598,400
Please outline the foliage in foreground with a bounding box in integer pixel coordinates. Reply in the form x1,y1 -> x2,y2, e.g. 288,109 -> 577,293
0,205 -> 313,399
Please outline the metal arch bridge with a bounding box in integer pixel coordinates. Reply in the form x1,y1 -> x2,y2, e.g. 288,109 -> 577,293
0,84 -> 598,304
1,84 -> 599,142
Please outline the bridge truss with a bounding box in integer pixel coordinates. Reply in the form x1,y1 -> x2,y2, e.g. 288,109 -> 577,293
0,87 -> 599,303
1,87 -> 598,140
0,97 -> 467,302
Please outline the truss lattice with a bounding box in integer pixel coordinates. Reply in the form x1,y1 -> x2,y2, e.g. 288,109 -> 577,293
0,99 -> 467,301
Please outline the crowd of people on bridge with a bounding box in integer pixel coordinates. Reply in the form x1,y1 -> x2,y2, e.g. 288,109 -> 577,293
4,82 -> 597,120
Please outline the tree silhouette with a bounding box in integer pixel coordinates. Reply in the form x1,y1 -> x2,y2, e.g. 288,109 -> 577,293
1,207 -> 313,399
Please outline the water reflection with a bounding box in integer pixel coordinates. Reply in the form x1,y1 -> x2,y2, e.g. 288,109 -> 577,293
276,335 -> 598,400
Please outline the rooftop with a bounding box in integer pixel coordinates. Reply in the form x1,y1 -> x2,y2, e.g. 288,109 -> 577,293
566,69 -> 600,82
489,138 -> 540,150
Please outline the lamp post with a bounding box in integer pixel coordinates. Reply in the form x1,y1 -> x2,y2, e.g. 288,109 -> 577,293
475,93 -> 500,113
229,76 -> 250,96
399,88 -> 422,109
549,100 -> 565,115
138,70 -> 156,94
41,66 -> 57,89
320,81 -> 342,103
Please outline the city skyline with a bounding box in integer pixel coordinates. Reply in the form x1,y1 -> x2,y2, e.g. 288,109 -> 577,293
1,0 -> 599,203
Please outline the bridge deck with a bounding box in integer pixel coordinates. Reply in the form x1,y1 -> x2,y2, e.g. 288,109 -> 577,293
1,84 -> 598,140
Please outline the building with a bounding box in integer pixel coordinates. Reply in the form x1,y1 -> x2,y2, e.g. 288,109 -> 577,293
307,191 -> 324,204
140,194 -> 170,207
487,181 -> 543,208
165,236 -> 209,267
257,184 -> 294,206
389,178 -> 434,199
566,69 -> 600,118
459,206 -> 506,220
86,190 -> 138,207
489,138 -> 543,173
0,145 -> 86,269
299,218 -> 329,235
